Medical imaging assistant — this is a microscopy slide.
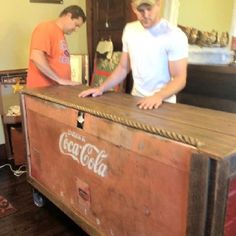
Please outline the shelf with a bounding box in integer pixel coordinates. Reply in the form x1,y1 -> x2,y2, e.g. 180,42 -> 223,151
3,115 -> 21,125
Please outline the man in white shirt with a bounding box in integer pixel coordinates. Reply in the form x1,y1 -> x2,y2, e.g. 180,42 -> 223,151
79,0 -> 188,110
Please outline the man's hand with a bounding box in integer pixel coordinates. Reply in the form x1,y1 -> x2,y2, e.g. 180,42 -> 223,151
136,95 -> 163,110
78,87 -> 104,98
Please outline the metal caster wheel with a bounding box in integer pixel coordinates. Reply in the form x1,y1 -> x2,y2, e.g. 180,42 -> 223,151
32,189 -> 46,207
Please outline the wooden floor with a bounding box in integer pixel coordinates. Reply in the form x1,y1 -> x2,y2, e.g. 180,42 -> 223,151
0,159 -> 89,236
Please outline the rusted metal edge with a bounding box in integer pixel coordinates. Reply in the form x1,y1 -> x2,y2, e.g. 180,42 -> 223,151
22,91 -> 204,148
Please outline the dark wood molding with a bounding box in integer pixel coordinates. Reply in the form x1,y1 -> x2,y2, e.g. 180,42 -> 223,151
0,68 -> 27,75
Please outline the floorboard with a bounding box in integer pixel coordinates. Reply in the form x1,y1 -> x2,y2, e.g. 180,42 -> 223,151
0,160 -> 89,236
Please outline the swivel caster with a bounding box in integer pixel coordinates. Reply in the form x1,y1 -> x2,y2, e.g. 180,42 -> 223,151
32,188 -> 46,207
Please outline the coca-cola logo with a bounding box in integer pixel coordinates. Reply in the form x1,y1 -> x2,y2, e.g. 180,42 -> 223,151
59,131 -> 108,177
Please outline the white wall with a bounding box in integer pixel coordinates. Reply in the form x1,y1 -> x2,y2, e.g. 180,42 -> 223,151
178,0 -> 233,33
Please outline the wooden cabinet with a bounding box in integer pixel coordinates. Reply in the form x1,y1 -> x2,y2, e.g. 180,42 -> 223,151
86,0 -> 135,92
86,0 -> 134,64
177,64 -> 236,113
0,69 -> 27,162
0,69 -> 27,115
10,126 -> 25,165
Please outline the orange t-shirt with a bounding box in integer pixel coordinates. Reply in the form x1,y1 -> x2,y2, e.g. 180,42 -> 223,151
26,21 -> 71,88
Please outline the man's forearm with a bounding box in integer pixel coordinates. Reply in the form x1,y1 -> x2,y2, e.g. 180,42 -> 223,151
156,76 -> 186,100
99,64 -> 128,92
32,59 -> 62,83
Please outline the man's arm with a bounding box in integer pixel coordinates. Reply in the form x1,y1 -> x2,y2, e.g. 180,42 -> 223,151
137,58 -> 187,109
79,52 -> 130,97
30,49 -> 79,86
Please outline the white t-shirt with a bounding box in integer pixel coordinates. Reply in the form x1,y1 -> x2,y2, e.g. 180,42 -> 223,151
122,19 -> 188,103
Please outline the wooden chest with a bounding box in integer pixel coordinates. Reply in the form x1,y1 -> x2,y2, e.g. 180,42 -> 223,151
21,85 -> 236,236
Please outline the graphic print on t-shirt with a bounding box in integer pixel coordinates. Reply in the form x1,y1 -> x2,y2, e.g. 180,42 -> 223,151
59,40 -> 70,64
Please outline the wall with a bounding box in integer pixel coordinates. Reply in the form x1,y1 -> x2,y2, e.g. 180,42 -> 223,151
178,0 -> 234,33
0,0 -> 87,70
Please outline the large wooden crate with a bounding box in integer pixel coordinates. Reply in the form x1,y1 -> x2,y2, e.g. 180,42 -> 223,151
20,85 -> 236,236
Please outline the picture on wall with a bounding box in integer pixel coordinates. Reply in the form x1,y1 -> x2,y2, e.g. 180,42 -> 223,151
30,0 -> 63,3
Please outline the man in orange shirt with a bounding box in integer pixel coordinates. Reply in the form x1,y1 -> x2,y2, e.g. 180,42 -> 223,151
27,5 -> 86,88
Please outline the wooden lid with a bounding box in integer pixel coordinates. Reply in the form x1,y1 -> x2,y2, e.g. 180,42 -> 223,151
21,85 -> 236,159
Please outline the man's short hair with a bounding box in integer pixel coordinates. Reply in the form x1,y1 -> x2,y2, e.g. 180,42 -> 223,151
59,5 -> 86,22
